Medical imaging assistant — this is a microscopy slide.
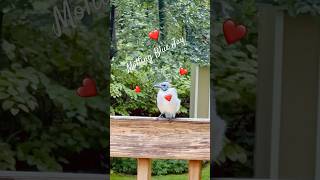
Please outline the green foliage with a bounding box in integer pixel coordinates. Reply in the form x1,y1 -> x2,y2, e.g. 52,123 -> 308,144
111,164 -> 210,180
213,0 -> 257,176
111,0 -> 208,117
0,142 -> 15,170
111,67 -> 191,116
111,158 -> 137,175
0,0 -> 108,171
260,0 -> 320,15
111,158 -> 188,176
152,160 -> 188,175
112,0 -> 209,67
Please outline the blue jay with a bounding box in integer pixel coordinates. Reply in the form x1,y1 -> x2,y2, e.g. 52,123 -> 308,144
154,82 -> 181,119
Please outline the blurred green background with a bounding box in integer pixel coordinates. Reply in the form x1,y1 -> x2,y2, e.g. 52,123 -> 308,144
213,0 -> 320,177
0,0 -> 109,173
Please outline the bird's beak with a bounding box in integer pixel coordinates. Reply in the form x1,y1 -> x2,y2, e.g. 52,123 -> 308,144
154,84 -> 160,88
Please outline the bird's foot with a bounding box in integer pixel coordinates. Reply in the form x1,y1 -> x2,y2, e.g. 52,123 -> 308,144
157,114 -> 165,120
167,117 -> 175,122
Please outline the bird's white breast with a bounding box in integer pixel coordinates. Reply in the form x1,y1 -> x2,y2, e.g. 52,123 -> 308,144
157,88 -> 180,114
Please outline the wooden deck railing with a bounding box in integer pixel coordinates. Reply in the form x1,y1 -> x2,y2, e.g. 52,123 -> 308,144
110,116 -> 210,180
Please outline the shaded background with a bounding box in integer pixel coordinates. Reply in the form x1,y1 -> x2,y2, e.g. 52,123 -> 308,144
212,0 -> 320,179
0,0 -> 109,173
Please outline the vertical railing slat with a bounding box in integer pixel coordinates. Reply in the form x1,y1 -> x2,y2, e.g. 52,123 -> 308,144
188,160 -> 202,180
137,158 -> 151,180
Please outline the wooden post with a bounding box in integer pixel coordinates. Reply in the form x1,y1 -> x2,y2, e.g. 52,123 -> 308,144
190,65 -> 210,118
137,158 -> 151,180
188,160 -> 202,180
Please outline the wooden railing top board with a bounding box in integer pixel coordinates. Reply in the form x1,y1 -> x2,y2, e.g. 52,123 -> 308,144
110,116 -> 210,160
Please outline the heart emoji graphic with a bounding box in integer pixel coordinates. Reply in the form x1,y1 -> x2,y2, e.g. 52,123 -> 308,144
164,94 -> 172,102
223,19 -> 247,44
77,77 -> 97,97
179,67 -> 188,76
149,30 -> 159,41
135,86 -> 141,93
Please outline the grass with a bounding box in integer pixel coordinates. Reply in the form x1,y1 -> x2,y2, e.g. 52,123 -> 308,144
110,165 -> 210,180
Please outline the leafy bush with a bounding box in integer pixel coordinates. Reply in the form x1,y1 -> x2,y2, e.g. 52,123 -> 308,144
0,0 -> 108,172
111,158 -> 188,176
111,158 -> 137,175
152,160 -> 188,175
110,67 -> 191,117
262,0 -> 320,15
212,0 -> 257,177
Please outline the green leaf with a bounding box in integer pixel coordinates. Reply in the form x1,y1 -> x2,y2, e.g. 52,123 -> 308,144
18,104 -> 30,112
0,92 -> 10,99
7,86 -> 18,96
10,108 -> 20,115
2,40 -> 16,60
0,79 -> 10,87
27,101 -> 37,110
0,142 -> 16,170
2,100 -> 15,110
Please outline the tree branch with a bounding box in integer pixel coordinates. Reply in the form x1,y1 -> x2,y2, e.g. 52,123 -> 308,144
158,0 -> 165,41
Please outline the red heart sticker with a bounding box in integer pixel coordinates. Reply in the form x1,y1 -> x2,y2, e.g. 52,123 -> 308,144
77,77 -> 97,97
135,86 -> 141,93
149,30 -> 159,41
164,94 -> 172,102
179,67 -> 188,76
223,19 -> 247,44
